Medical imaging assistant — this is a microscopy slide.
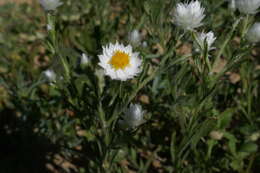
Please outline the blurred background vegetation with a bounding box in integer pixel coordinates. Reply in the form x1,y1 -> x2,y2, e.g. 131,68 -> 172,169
0,0 -> 260,172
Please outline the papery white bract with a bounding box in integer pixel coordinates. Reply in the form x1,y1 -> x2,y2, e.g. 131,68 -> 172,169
47,24 -> 52,31
98,42 -> 142,81
246,22 -> 260,43
236,0 -> 260,14
81,53 -> 89,66
39,0 -> 63,11
142,41 -> 148,48
128,30 -> 141,45
119,104 -> 144,129
43,69 -> 56,82
173,0 -> 205,30
229,0 -> 236,10
196,31 -> 216,51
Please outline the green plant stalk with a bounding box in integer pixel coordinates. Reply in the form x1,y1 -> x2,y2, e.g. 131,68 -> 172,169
47,13 -> 70,81
212,17 -> 241,71
190,31 -> 212,74
241,15 -> 250,39
108,33 -> 184,125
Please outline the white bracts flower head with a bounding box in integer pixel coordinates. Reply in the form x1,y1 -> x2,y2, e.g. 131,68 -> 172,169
43,69 -> 56,82
195,31 -> 216,51
225,0 -> 236,10
173,0 -> 205,30
39,0 -> 63,11
229,0 -> 236,10
246,22 -> 260,43
47,24 -> 52,31
236,0 -> 260,14
98,42 -> 142,81
128,30 -> 141,45
119,104 -> 145,129
80,53 -> 89,66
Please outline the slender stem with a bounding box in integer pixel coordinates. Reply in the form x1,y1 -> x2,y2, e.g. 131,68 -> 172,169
241,15 -> 250,39
213,18 -> 241,70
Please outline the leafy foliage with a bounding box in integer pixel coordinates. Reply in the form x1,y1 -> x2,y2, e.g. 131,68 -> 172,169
0,0 -> 259,172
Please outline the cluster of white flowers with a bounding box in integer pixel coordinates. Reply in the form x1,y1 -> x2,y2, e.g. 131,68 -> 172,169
173,1 -> 216,52
38,0 -> 260,131
119,104 -> 145,129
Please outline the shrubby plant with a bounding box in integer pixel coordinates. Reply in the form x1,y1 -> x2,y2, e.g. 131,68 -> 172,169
0,0 -> 260,172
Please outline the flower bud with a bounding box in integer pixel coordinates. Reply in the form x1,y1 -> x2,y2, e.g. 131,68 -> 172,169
39,0 -> 63,11
128,30 -> 141,45
210,130 -> 223,140
80,53 -> 89,66
236,0 -> 260,14
246,22 -> 260,43
249,132 -> 260,141
119,104 -> 144,129
43,69 -> 56,82
195,31 -> 216,52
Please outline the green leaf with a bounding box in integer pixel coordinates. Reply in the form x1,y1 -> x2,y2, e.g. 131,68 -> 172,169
217,109 -> 234,129
240,142 -> 258,153
224,132 -> 238,156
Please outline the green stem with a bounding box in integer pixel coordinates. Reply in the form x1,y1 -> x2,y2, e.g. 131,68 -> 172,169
46,13 -> 70,81
241,15 -> 250,39
213,18 -> 241,70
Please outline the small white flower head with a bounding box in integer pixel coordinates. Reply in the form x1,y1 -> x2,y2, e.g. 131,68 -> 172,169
39,0 -> 63,11
195,31 -> 216,51
119,104 -> 145,129
209,131 -> 224,140
236,0 -> 260,14
173,0 -> 205,30
98,42 -> 142,81
142,41 -> 148,48
80,53 -> 89,66
128,30 -> 141,45
246,22 -> 260,43
47,24 -> 52,31
229,0 -> 236,10
249,132 -> 260,141
43,69 -> 56,82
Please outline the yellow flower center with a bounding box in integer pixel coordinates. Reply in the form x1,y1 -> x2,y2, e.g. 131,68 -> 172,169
109,51 -> 130,70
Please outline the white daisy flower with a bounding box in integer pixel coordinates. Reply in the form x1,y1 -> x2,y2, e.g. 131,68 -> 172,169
173,0 -> 205,30
246,22 -> 260,43
236,0 -> 260,14
195,31 -> 216,51
119,104 -> 145,129
128,30 -> 141,45
80,53 -> 89,66
43,69 -> 56,82
98,42 -> 142,81
39,0 -> 63,11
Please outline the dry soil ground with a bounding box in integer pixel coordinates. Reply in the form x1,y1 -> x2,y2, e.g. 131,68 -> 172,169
0,0 -> 32,5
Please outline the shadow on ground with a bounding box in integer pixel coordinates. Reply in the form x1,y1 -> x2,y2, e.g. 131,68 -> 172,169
0,109 -> 60,173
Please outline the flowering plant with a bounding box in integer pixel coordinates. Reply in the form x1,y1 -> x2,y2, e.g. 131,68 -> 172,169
0,0 -> 259,172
